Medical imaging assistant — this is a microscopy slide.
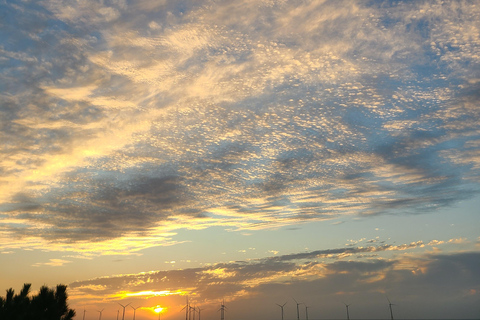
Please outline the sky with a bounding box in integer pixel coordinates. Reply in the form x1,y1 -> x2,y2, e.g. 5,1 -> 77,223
0,0 -> 480,319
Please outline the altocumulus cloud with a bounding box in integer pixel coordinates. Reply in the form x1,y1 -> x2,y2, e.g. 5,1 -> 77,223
0,0 -> 480,253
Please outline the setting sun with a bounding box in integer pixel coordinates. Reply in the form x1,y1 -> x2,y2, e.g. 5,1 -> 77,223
154,306 -> 164,313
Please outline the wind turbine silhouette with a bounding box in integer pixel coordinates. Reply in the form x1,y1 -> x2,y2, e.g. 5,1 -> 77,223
276,302 -> 287,320
344,303 -> 350,320
345,303 -> 350,320
197,307 -> 203,320
97,308 -> 104,320
118,302 -> 131,320
83,308 -> 86,320
293,298 -> 303,320
190,305 -> 196,320
130,305 -> 139,320
305,305 -> 311,320
218,299 -> 227,320
387,297 -> 395,320
181,296 -> 190,320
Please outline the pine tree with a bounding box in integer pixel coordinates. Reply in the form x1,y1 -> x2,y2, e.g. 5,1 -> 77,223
0,284 -> 75,320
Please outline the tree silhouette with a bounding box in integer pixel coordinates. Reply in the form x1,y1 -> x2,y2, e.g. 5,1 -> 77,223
0,283 -> 75,320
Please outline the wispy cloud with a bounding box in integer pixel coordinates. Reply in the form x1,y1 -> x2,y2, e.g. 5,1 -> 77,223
0,0 -> 479,254
32,259 -> 72,267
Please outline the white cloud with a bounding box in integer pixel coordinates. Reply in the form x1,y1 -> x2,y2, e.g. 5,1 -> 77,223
32,259 -> 72,267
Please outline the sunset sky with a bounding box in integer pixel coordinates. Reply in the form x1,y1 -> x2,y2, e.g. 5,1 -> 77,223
1,0 -> 480,319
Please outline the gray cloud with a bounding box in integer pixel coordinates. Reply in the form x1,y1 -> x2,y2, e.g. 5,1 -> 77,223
68,248 -> 480,318
4,172 -> 192,241
68,242 -> 421,296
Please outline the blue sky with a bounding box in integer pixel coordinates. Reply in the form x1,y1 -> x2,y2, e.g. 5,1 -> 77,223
1,0 -> 479,319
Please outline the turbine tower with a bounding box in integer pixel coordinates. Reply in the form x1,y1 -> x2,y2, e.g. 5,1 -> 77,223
197,307 -> 203,320
305,305 -> 310,320
293,298 -> 303,320
276,302 -> 287,320
387,298 -> 395,320
131,306 -> 139,320
218,299 -> 227,320
344,304 -> 350,320
118,302 -> 131,320
83,309 -> 86,320
97,308 -> 104,320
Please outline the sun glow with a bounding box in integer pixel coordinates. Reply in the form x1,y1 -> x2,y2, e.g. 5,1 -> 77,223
154,306 -> 164,313
113,289 -> 186,300
125,290 -> 183,297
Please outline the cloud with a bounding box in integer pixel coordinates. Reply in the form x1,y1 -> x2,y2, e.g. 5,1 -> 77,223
67,246 -> 480,318
448,237 -> 469,244
1,0 -> 480,252
68,242 -> 425,298
32,259 -> 72,267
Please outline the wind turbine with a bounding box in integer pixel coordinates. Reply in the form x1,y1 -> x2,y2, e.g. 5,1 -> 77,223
190,305 -> 196,320
97,308 -> 104,320
293,298 -> 303,320
118,302 -> 131,320
130,305 -> 139,320
344,303 -> 350,320
117,310 -> 119,320
305,305 -> 311,320
83,308 -> 86,320
275,302 -> 287,320
181,296 -> 190,320
387,297 -> 395,320
197,307 -> 203,320
218,299 -> 227,320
